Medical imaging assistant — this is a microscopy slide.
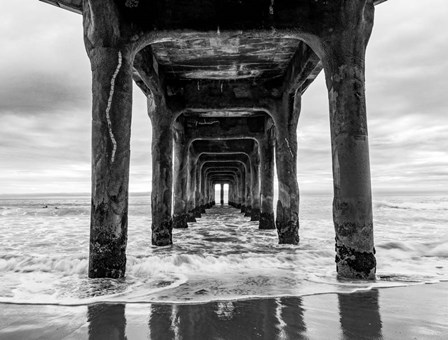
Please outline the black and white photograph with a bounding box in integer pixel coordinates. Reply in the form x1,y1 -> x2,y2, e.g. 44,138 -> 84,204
0,1 -> 447,339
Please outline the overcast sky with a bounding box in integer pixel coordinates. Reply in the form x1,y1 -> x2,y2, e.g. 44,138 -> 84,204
1,0 -> 447,195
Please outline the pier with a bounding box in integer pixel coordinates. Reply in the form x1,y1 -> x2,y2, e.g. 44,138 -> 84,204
40,0 -> 386,280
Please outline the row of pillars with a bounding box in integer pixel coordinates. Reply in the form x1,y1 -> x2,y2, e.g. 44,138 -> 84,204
172,128 -> 277,235
85,1 -> 377,281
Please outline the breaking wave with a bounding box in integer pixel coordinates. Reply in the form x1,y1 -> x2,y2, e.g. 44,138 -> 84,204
1,194 -> 447,305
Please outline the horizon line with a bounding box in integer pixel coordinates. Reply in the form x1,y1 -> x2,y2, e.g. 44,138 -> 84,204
1,189 -> 447,198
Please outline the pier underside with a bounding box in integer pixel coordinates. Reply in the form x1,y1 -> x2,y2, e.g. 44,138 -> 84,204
40,0 -> 386,280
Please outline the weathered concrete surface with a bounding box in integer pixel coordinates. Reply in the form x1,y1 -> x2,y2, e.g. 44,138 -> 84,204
259,126 -> 275,229
250,149 -> 261,221
149,97 -> 174,246
186,150 -> 197,223
173,122 -> 188,228
319,1 -> 377,279
273,93 -> 301,245
87,46 -> 133,279
82,1 -> 135,279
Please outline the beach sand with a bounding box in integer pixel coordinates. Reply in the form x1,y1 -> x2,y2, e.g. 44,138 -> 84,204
0,282 -> 447,339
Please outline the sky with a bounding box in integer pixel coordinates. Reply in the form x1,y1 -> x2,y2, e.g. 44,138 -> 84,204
1,0 -> 447,195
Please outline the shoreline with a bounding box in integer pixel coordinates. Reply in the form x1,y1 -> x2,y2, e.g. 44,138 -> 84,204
1,282 -> 447,339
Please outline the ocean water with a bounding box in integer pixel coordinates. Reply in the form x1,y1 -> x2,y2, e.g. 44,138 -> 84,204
0,193 -> 447,306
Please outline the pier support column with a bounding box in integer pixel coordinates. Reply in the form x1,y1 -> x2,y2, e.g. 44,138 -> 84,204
237,171 -> 243,209
83,0 -> 134,278
211,181 -> 215,206
244,159 -> 252,217
173,123 -> 188,228
320,0 -> 376,279
199,168 -> 207,213
150,98 -> 173,246
194,163 -> 202,218
87,46 -> 133,278
259,126 -> 275,229
220,183 -> 224,205
240,165 -> 247,212
274,93 -> 300,244
186,151 -> 197,223
210,179 -> 214,207
250,149 -> 261,221
228,184 -> 233,206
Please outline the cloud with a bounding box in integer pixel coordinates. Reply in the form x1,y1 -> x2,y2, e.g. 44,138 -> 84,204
0,2 -> 91,116
0,0 -> 447,195
0,74 -> 91,115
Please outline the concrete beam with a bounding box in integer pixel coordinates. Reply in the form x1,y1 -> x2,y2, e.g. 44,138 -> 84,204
281,41 -> 321,95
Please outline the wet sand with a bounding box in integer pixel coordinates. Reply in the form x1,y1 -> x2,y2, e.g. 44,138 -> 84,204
0,282 -> 447,339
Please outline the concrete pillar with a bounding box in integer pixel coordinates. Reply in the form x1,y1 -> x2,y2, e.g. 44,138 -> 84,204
237,170 -> 243,209
228,183 -> 233,206
259,127 -> 275,229
244,159 -> 252,217
220,183 -> 224,205
200,168 -> 206,213
206,178 -> 213,208
231,181 -> 236,207
173,125 -> 188,228
274,93 -> 300,244
250,148 -> 261,221
206,178 -> 211,207
82,0 -> 135,278
186,150 -> 197,223
86,46 -> 133,278
203,179 -> 209,208
240,166 -> 246,212
194,159 -> 202,218
320,1 -> 376,279
150,98 -> 173,246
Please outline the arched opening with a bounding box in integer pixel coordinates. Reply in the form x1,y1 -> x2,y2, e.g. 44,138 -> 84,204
214,183 -> 230,205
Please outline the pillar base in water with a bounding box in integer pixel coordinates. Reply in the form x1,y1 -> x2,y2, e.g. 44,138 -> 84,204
186,212 -> 196,223
200,206 -> 206,213
194,208 -> 202,218
259,212 -> 275,229
152,220 -> 173,246
89,241 -> 126,278
250,208 -> 260,221
244,206 -> 252,217
335,241 -> 376,279
172,214 -> 188,228
240,205 -> 246,213
276,220 -> 299,245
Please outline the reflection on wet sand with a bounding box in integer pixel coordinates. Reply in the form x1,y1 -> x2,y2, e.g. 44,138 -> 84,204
150,298 -> 305,339
86,291 -> 382,339
338,289 -> 382,339
88,304 -> 126,340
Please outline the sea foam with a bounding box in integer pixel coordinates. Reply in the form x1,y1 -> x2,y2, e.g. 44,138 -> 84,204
0,194 -> 447,305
